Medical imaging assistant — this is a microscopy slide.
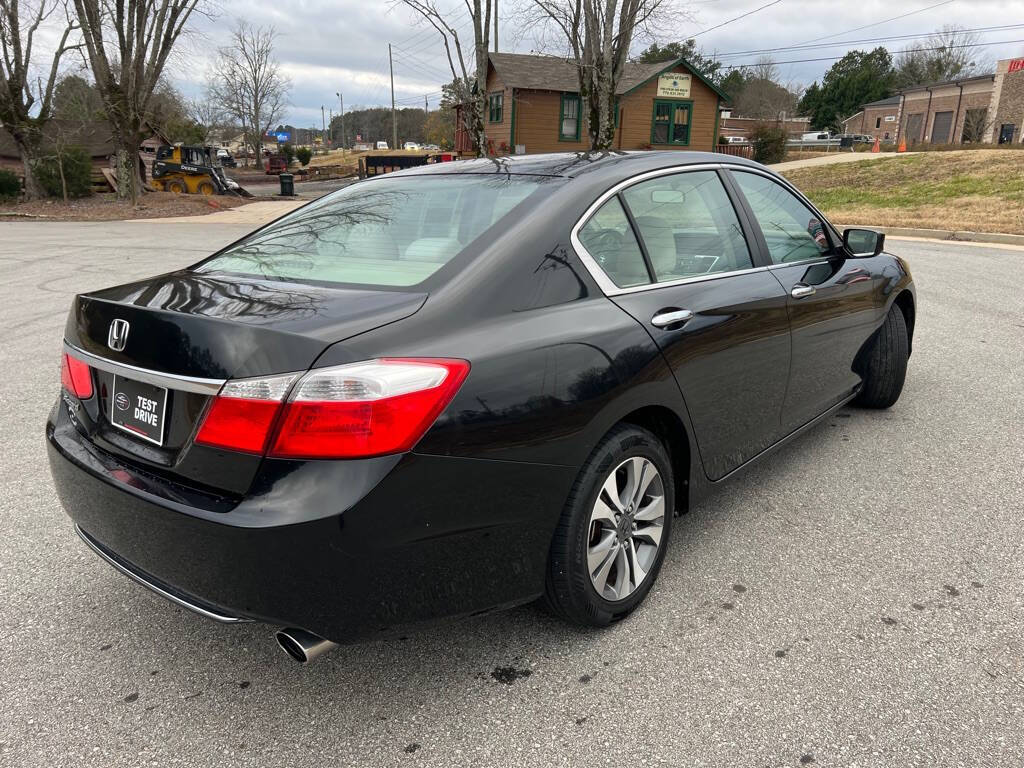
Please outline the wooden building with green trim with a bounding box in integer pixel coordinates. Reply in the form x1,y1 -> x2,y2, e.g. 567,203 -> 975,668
478,52 -> 726,155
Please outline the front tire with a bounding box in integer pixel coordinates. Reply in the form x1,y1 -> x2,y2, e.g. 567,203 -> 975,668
543,424 -> 673,626
855,304 -> 909,408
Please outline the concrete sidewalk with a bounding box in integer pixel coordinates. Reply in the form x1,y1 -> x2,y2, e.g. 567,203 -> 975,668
772,150 -> 918,171
130,199 -> 306,226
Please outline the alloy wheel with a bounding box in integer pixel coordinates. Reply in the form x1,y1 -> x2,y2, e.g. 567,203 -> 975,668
587,456 -> 665,602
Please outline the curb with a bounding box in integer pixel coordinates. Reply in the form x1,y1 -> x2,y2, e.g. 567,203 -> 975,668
839,225 -> 1024,248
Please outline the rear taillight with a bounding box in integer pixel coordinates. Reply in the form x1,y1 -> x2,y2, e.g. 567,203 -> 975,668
61,353 -> 93,399
194,373 -> 297,454
194,359 -> 469,459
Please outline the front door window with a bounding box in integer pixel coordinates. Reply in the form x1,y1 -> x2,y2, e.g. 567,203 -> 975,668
731,172 -> 834,264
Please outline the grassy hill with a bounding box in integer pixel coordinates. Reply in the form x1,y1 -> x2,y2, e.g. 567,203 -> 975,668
781,150 -> 1024,235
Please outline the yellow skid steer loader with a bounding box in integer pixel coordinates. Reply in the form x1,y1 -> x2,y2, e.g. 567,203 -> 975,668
151,145 -> 253,197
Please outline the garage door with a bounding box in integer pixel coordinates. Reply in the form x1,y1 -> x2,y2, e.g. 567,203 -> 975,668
905,113 -> 924,143
931,111 -> 954,144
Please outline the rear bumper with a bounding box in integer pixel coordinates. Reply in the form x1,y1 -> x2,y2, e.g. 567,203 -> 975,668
47,406 -> 575,642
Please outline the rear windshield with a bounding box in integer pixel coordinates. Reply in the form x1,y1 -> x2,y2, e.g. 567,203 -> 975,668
196,174 -> 545,287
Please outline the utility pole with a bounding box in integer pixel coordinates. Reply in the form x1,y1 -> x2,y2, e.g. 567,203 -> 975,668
389,43 -> 397,149
424,95 -> 428,113
337,92 -> 345,152
321,105 -> 326,149
329,108 -> 333,147
494,0 -> 498,52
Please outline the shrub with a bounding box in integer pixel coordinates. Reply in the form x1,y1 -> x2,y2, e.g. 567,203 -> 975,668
33,146 -> 93,198
281,143 -> 296,164
0,168 -> 20,201
295,146 -> 312,166
749,123 -> 787,165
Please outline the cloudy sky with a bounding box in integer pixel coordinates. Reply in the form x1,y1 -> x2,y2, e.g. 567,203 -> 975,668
72,0 -> 1024,127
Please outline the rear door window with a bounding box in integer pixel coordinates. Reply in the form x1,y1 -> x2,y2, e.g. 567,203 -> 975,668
577,197 -> 650,288
621,171 -> 753,280
197,175 -> 546,287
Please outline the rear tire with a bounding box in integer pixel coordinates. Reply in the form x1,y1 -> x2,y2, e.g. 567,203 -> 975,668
543,424 -> 673,627
855,304 -> 909,409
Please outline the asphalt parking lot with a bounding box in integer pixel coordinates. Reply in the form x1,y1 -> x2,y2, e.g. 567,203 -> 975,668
1,216 -> 1022,767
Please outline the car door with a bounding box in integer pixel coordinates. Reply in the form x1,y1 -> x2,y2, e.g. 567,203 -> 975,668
574,168 -> 791,481
726,169 -> 885,434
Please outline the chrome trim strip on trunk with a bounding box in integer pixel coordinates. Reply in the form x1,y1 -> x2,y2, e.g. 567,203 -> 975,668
64,342 -> 226,395
75,525 -> 250,624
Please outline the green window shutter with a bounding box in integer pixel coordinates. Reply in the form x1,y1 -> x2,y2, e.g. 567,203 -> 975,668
559,93 -> 581,141
488,93 -> 503,123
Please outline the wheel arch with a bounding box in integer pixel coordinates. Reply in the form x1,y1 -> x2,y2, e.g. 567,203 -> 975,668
616,405 -> 692,516
893,289 -> 915,356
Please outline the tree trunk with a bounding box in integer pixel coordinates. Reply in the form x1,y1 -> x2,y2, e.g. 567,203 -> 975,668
115,135 -> 144,203
14,136 -> 45,200
58,154 -> 68,202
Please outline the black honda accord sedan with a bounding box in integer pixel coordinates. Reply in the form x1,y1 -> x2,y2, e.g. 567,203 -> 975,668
47,151 -> 915,662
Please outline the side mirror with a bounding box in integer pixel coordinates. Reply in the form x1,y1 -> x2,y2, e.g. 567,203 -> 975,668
843,228 -> 885,257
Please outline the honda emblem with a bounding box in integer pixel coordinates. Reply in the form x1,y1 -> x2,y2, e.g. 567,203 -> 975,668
108,319 -> 130,352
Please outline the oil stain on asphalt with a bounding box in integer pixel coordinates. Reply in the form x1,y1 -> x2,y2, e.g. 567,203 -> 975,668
490,666 -> 532,685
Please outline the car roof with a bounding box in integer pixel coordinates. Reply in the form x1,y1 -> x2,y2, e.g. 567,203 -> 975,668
390,150 -> 764,180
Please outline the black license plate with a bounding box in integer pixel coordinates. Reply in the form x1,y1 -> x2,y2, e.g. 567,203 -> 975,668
110,375 -> 168,446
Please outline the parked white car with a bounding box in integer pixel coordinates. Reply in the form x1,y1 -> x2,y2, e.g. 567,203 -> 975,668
403,142 -> 421,151
375,141 -> 390,150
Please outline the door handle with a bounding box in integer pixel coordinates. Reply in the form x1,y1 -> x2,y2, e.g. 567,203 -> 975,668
791,284 -> 816,299
651,309 -> 694,328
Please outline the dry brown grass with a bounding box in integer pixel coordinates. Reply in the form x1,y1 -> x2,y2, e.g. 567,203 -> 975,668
0,191 -> 249,221
781,150 -> 1024,234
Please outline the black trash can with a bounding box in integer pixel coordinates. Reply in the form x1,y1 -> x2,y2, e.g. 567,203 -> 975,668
279,173 -> 294,196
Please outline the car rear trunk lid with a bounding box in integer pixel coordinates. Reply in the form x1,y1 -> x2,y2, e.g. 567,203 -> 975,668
62,270 -> 426,496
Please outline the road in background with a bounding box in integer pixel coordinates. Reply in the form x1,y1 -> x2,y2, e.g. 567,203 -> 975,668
1,222 -> 1022,767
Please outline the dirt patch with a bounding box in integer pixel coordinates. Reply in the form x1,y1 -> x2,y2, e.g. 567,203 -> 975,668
781,149 -> 1024,235
0,191 -> 251,222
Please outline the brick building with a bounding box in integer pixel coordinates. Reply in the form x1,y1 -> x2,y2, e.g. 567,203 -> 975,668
841,95 -> 900,141
840,56 -> 1024,146
463,52 -> 727,155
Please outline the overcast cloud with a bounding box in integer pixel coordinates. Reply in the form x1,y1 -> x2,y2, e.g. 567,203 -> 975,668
47,0 -> 1024,128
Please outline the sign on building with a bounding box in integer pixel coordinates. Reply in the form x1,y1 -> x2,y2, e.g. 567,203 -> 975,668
1009,58 -> 1024,73
656,74 -> 691,99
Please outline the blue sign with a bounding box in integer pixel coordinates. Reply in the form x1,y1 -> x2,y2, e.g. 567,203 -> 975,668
266,131 -> 291,142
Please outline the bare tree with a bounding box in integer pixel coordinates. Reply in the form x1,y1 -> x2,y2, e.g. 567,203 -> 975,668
187,93 -> 226,143
528,0 -> 676,150
960,107 -> 992,144
207,21 -> 289,167
895,26 -> 987,89
72,0 -> 206,201
397,0 -> 490,155
0,0 -> 80,198
733,56 -> 798,120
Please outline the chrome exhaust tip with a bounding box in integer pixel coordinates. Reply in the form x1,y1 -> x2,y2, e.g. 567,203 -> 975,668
275,627 -> 339,664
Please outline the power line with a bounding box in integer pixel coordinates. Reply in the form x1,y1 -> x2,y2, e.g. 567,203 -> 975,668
792,0 -> 955,46
691,0 -> 784,39
715,22 -> 1024,59
719,35 -> 1024,70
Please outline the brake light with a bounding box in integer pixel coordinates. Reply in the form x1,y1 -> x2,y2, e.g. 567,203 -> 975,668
194,359 -> 469,459
194,373 -> 297,454
269,359 -> 469,458
61,353 -> 93,399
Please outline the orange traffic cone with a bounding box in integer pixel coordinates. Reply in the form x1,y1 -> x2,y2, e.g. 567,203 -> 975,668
871,137 -> 881,153
898,137 -> 907,153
